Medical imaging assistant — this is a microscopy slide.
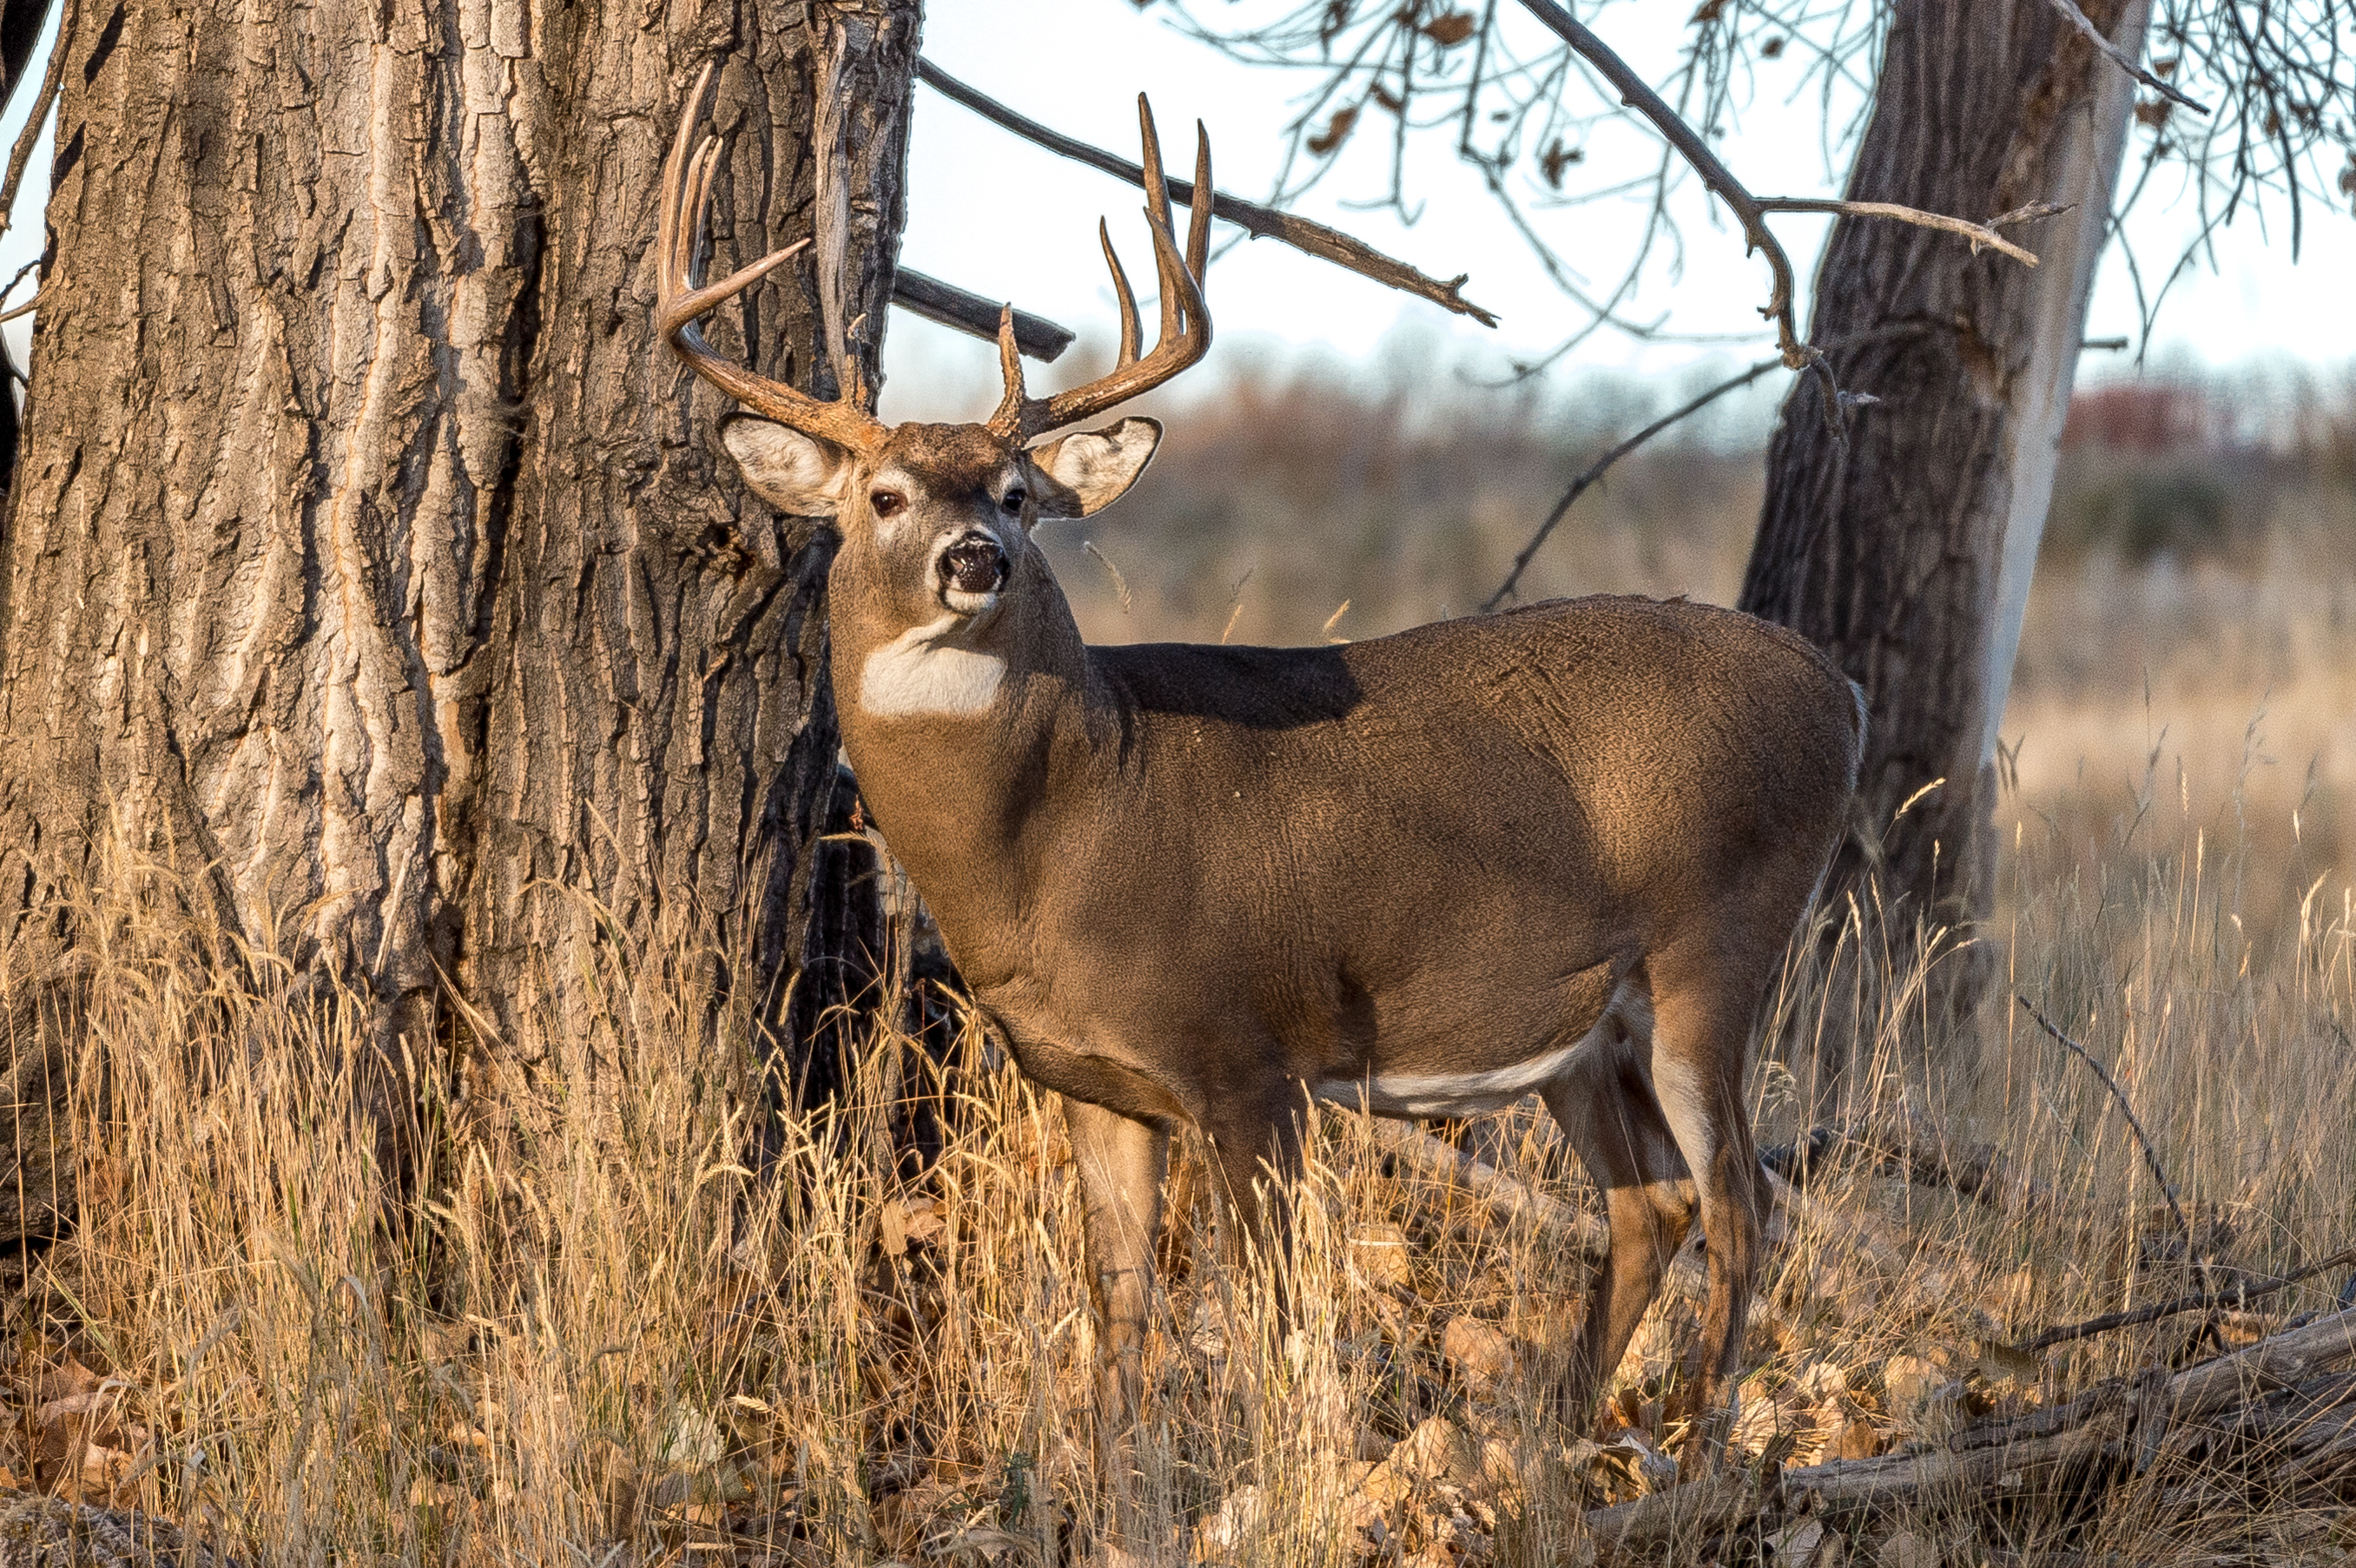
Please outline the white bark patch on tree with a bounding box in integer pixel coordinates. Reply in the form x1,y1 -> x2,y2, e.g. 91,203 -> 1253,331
1980,0 -> 2150,768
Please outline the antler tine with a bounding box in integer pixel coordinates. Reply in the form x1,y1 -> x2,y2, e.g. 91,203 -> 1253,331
991,96 -> 1215,443
657,63 -> 716,302
1101,219 -> 1142,367
1028,202 -> 1209,438
1135,96 -> 1182,350
654,58 -> 886,454
1184,122 -> 1211,293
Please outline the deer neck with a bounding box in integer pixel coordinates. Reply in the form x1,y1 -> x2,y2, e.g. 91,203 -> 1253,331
828,564 -> 1109,983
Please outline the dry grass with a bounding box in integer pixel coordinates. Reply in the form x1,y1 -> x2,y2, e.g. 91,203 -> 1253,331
4,777 -> 2352,1565
1,365 -> 2352,1565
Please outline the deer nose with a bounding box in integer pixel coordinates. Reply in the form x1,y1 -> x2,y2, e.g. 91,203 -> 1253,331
938,534 -> 1008,596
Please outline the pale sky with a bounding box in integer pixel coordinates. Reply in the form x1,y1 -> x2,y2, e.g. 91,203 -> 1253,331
884,0 -> 2356,423
3,2 -> 2346,405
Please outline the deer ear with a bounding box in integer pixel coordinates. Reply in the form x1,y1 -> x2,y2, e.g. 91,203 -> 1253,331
1028,417 -> 1163,521
720,414 -> 857,516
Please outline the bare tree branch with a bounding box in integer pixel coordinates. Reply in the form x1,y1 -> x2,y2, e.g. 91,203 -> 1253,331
1753,195 -> 2068,267
914,57 -> 1500,326
1483,321 -> 1932,611
890,269 -> 1073,362
2046,0 -> 2212,115
0,16 -> 63,250
2022,1245 -> 2356,1352
1171,0 -> 2351,384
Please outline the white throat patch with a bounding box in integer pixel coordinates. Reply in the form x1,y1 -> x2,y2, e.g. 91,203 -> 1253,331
859,614 -> 1006,718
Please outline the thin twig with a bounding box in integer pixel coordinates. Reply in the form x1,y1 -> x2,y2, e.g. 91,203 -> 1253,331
2017,995 -> 2191,1242
1482,353 -> 1782,611
2022,1247 -> 2356,1353
1483,321 -> 1930,610
914,57 -> 1498,327
0,25 -> 65,250
2043,0 -> 2211,115
1752,196 -> 2066,267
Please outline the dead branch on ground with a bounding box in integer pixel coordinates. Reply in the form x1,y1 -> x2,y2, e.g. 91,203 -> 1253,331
2023,1246 -> 2356,1352
1592,1308 -> 2356,1549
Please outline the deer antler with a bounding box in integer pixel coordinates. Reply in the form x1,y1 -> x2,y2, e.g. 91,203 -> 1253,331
657,62 -> 888,455
987,96 -> 1213,444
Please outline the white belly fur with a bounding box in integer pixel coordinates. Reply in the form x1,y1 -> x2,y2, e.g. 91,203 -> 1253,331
1312,985 -> 1651,1117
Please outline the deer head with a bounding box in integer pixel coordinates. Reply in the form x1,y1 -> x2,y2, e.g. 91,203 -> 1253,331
656,63 -> 1214,716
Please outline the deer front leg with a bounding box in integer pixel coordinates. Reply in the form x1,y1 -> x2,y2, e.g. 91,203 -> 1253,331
1204,1103 -> 1306,1319
1065,1097 -> 1170,1546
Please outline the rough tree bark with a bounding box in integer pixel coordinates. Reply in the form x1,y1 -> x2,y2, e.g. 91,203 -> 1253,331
0,0 -> 52,495
0,0 -> 916,1233
1740,0 -> 2146,1031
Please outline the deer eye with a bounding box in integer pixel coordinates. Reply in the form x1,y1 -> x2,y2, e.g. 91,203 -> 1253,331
1000,487 -> 1026,513
870,490 -> 906,518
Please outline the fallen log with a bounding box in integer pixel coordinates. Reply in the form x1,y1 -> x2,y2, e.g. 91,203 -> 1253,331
1764,1107 -> 2061,1219
1371,1121 -> 1607,1255
1587,1307 -> 2356,1548
1373,1124 -> 2013,1359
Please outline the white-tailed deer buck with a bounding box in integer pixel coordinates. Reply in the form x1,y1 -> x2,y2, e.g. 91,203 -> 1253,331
658,62 -> 1861,1522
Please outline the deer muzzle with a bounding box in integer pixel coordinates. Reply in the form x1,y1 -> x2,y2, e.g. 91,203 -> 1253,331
938,533 -> 1009,605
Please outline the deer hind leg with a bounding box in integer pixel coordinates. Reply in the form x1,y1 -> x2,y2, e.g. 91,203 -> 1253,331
1542,1020 -> 1699,1435
1065,1097 -> 1170,1543
1646,959 -> 1771,1463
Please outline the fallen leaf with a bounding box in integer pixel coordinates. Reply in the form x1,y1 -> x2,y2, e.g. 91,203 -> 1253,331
1877,1529 -> 1937,1568
1440,1317 -> 1521,1387
1881,1354 -> 1940,1413
1420,11 -> 1477,46
1348,1223 -> 1414,1290
1824,1400 -> 1884,1460
36,1358 -> 103,1407
1192,1483 -> 1266,1560
1600,1430 -> 1678,1496
1792,1359 -> 1850,1404
1770,1518 -> 1826,1564
1389,1416 -> 1483,1487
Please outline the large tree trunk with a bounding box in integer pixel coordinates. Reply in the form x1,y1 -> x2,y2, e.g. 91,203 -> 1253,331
0,0 -> 915,1231
1739,0 -> 2145,1033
